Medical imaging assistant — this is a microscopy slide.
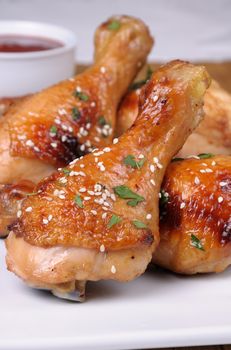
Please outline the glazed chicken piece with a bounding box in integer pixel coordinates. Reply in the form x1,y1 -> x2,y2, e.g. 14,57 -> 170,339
153,155 -> 231,274
117,77 -> 231,156
6,60 -> 210,301
0,15 -> 153,236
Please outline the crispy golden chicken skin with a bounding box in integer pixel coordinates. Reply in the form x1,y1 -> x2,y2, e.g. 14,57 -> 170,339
0,15 -> 153,236
6,60 -> 210,300
153,155 -> 231,274
0,15 -> 153,185
117,78 -> 231,156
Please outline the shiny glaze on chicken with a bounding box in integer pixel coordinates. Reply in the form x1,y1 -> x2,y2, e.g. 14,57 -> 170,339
117,78 -> 231,156
0,15 -> 153,184
0,15 -> 153,236
6,60 -> 210,300
153,155 -> 231,274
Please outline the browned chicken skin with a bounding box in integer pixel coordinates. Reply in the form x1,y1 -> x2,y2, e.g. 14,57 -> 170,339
153,155 -> 231,274
0,15 -> 153,236
6,60 -> 210,300
117,77 -> 231,156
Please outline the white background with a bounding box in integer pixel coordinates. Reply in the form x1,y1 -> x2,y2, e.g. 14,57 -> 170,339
0,0 -> 231,63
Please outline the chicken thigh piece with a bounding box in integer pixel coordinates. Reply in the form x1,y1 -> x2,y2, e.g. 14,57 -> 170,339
153,155 -> 231,274
0,15 -> 153,236
117,78 -> 231,155
6,60 -> 210,300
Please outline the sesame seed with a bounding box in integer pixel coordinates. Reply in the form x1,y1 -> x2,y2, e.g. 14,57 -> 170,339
111,193 -> 116,201
100,66 -> 106,73
138,154 -> 144,159
113,138 -> 119,144
153,95 -> 159,102
220,181 -> 227,186
34,146 -> 40,152
48,214 -> 53,221
94,136 -> 100,142
54,118 -> 61,125
17,210 -> 22,218
90,101 -> 96,107
211,161 -> 216,166
157,163 -> 163,169
86,123 -> 91,130
76,86 -> 81,92
200,169 -> 206,173
153,157 -> 159,163
26,140 -> 34,147
61,124 -> 68,131
79,187 -> 86,193
111,265 -> 116,274
84,196 -> 91,201
103,201 -> 110,207
87,191 -> 95,197
218,196 -> 224,203
79,171 -> 86,177
103,147 -> 111,152
102,206 -> 108,211
25,207 -> 32,212
43,218 -> 49,225
51,142 -> 57,148
80,144 -> 85,152
100,244 -> 105,252
205,168 -> 213,173
150,165 -> 155,173
100,165 -> 105,172
94,151 -> 104,156
150,179 -> 155,186
59,177 -> 67,184
91,210 -> 97,215
59,195 -> 65,199
18,135 -> 26,140
102,213 -> 107,219
180,202 -> 186,209
194,176 -> 200,185
146,214 -> 152,220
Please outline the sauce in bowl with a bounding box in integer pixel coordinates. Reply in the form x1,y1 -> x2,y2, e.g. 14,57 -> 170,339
0,35 -> 63,53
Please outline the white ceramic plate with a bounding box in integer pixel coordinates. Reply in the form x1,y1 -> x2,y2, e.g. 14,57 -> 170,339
1,239 -> 231,350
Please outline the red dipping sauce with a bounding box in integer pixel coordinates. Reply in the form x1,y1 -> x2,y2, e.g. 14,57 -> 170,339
0,35 -> 63,53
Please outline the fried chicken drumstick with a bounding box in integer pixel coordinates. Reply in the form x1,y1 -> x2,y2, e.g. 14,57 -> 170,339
117,76 -> 231,156
6,60 -> 210,301
154,155 -> 231,274
0,15 -> 153,236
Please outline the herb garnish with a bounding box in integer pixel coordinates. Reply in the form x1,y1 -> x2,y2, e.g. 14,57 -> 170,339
171,157 -> 184,162
74,91 -> 89,101
114,185 -> 145,207
62,168 -> 71,175
159,190 -> 169,205
107,20 -> 121,30
190,234 -> 205,251
50,125 -> 57,135
71,107 -> 81,120
74,195 -> 84,208
98,116 -> 107,126
124,155 -> 146,169
108,214 -> 122,228
197,153 -> 214,159
130,67 -> 153,90
132,220 -> 147,229
26,192 -> 39,196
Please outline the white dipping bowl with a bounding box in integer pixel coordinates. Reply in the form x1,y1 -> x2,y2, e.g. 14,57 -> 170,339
0,21 -> 77,97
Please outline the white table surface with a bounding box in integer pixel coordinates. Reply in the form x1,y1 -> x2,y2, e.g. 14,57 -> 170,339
1,0 -> 231,63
